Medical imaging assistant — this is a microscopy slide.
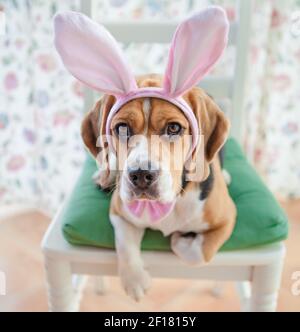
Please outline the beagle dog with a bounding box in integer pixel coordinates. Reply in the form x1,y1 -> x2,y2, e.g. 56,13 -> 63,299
81,75 -> 236,301
54,7 -> 237,301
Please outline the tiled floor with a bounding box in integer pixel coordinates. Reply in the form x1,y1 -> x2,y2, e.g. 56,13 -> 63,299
0,200 -> 299,312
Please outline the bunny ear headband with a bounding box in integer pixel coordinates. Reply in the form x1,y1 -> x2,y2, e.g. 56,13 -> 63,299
54,7 -> 229,156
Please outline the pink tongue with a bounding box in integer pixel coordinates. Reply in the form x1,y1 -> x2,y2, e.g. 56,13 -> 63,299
126,200 -> 175,223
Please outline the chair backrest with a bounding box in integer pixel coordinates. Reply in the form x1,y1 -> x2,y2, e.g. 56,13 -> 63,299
80,0 -> 252,143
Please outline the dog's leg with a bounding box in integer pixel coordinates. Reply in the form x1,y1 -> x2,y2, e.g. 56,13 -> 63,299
171,220 -> 235,265
200,221 -> 235,262
110,214 -> 151,301
171,232 -> 205,265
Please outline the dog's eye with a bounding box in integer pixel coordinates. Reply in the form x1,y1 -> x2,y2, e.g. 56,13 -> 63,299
115,123 -> 130,138
166,122 -> 182,136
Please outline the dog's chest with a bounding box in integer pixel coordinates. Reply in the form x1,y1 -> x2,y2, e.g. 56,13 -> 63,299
158,190 -> 209,236
123,189 -> 209,236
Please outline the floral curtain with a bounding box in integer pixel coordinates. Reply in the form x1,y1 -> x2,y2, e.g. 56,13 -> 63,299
0,0 -> 299,215
244,0 -> 300,200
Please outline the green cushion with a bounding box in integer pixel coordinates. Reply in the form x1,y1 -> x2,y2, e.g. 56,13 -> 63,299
62,138 -> 288,251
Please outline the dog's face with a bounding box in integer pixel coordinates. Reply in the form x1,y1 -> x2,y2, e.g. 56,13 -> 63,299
81,77 -> 229,203
111,97 -> 191,203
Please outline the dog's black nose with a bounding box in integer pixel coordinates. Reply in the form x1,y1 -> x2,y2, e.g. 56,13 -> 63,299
128,168 -> 159,189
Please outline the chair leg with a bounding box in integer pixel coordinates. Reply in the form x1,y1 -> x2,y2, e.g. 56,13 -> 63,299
235,281 -> 251,312
44,256 -> 78,312
72,275 -> 88,305
211,281 -> 224,298
249,259 -> 284,312
95,276 -> 109,295
72,275 -> 88,292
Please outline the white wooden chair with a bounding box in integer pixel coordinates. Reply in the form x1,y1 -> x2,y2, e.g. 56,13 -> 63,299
42,0 -> 286,312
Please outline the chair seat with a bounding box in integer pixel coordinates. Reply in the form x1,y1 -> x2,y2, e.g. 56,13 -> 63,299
61,138 -> 288,252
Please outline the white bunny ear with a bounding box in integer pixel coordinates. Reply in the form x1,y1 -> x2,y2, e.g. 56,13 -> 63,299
163,7 -> 229,97
54,11 -> 137,96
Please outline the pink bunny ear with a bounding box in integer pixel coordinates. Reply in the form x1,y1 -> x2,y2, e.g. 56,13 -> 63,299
54,11 -> 137,96
163,7 -> 229,97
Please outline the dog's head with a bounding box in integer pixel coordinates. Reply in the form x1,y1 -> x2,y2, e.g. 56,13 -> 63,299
55,7 -> 230,203
81,76 -> 229,203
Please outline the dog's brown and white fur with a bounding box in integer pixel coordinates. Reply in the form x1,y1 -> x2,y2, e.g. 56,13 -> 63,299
81,75 -> 236,301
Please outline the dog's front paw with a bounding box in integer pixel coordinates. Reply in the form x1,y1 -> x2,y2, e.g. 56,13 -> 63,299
171,232 -> 206,265
120,266 -> 152,302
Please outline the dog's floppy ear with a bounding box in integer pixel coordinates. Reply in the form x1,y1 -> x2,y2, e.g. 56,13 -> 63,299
202,95 -> 229,163
163,7 -> 229,97
81,100 -> 101,158
184,88 -> 229,181
81,95 -> 117,189
54,11 -> 137,96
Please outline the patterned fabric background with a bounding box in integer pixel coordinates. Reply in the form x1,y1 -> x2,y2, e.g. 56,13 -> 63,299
0,0 -> 299,215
